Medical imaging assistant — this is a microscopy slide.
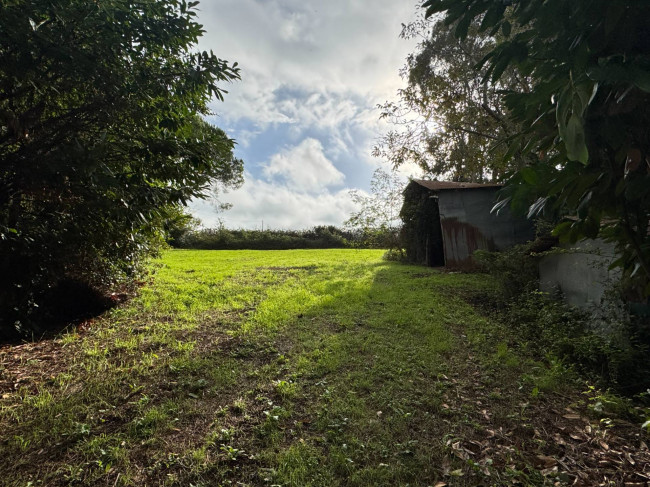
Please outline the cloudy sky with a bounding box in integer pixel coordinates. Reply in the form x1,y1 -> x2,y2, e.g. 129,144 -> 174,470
189,0 -> 423,229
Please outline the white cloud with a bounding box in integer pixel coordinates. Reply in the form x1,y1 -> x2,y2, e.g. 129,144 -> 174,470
279,12 -> 315,44
190,176 -> 359,229
199,0 -> 418,129
233,128 -> 262,148
262,138 -> 345,192
186,1 -> 426,229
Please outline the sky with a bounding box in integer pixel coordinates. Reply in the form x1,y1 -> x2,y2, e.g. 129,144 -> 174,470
189,0 -> 423,229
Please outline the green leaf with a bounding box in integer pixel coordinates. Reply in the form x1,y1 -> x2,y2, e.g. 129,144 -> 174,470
519,167 -> 539,186
552,221 -> 573,237
631,67 -> 650,92
454,13 -> 473,40
576,191 -> 592,218
564,114 -> 589,164
501,20 -> 511,37
491,197 -> 512,215
527,196 -> 549,219
573,83 -> 594,115
582,216 -> 600,239
480,4 -> 506,32
423,0 -> 445,18
490,54 -> 511,83
555,85 -> 573,128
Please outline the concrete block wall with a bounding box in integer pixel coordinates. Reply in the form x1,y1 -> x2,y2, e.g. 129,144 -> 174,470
538,239 -> 620,308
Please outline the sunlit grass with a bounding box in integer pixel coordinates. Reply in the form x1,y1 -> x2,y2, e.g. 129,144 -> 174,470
0,249 -> 573,486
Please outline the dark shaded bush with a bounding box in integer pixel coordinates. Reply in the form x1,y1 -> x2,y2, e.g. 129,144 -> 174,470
0,1 -> 242,338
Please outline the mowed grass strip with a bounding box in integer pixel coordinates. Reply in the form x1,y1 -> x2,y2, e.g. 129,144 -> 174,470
1,249 -> 628,486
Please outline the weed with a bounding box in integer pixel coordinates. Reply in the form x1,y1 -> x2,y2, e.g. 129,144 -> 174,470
230,398 -> 247,415
273,379 -> 297,399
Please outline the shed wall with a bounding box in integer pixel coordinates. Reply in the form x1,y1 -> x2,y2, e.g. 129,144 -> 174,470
437,188 -> 534,267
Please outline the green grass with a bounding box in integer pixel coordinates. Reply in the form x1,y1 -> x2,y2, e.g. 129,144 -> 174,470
0,249 -> 643,486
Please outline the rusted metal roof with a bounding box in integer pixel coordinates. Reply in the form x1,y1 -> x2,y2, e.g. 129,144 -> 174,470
412,179 -> 502,191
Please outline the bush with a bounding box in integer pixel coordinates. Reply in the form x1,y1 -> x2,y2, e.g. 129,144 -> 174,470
173,226 -> 397,251
474,245 -> 540,298
0,1 -> 242,338
505,290 -> 650,394
476,245 -> 650,395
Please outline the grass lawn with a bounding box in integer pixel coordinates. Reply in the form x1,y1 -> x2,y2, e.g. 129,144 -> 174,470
1,249 -> 648,486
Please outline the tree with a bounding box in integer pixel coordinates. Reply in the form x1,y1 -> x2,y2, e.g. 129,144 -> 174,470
375,14 -> 528,182
421,0 -> 650,296
345,168 -> 404,250
0,0 -> 243,336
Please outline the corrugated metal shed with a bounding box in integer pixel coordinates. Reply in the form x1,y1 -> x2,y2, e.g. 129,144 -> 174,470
406,180 -> 534,267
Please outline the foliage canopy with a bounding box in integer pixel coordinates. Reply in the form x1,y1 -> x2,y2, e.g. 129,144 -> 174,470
375,15 -> 527,182
0,0 -> 243,336
421,0 -> 650,295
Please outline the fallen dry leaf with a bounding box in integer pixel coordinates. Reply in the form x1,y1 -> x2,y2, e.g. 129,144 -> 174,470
535,455 -> 558,468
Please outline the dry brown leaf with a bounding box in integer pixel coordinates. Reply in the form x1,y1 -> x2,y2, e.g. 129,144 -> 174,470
540,466 -> 558,476
563,414 -> 581,420
535,455 -> 558,468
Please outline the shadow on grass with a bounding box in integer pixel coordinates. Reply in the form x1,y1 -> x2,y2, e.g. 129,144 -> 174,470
1,256 -> 593,487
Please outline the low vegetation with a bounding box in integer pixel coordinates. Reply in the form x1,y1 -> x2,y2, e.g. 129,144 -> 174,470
1,249 -> 648,486
173,226 -> 395,251
475,245 -> 650,395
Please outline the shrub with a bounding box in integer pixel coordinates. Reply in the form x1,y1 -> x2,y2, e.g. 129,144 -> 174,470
173,226 -> 397,251
476,245 -> 650,395
1,1 -> 244,338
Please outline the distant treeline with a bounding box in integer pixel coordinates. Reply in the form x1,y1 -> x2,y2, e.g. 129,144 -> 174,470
171,225 -> 395,250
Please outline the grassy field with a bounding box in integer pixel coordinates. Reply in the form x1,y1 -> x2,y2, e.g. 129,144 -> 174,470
1,249 -> 647,486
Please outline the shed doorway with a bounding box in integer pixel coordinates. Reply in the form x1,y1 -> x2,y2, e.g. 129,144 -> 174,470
425,199 -> 445,267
